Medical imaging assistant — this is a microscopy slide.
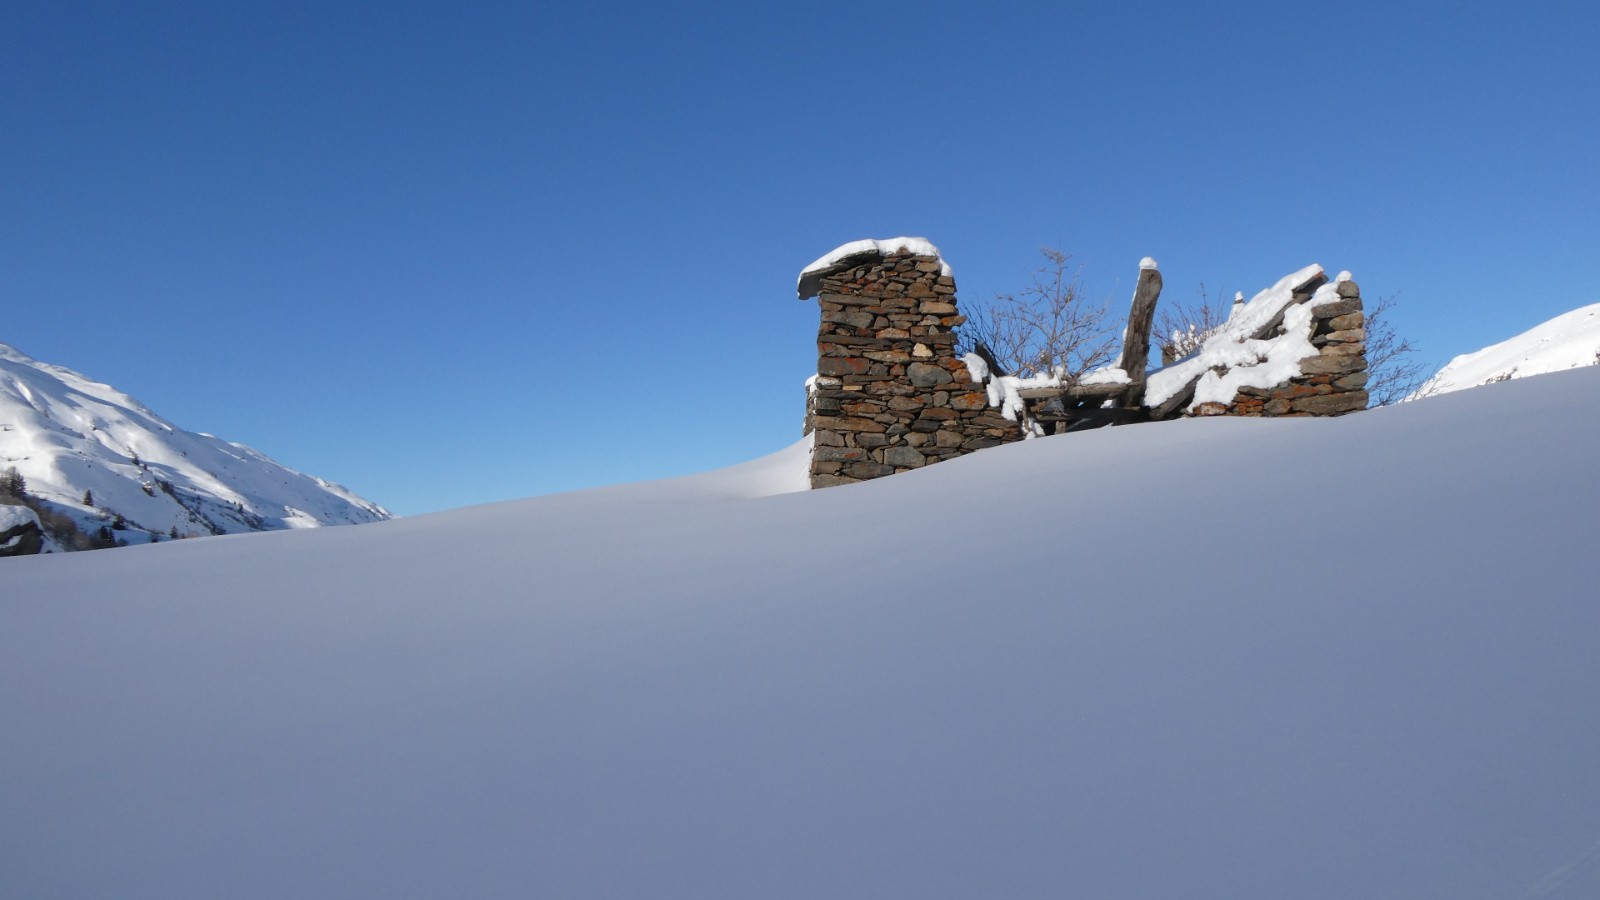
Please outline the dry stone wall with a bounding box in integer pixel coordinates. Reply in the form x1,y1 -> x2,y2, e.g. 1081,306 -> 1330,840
802,248 -> 1021,489
1191,278 -> 1370,418
798,242 -> 1373,489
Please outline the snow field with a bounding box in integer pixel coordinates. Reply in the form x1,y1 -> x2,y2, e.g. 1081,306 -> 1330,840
2,368 -> 1599,898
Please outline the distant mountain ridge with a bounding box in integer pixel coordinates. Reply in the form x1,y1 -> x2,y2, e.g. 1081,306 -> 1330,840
1415,302 -> 1600,398
0,341 -> 389,550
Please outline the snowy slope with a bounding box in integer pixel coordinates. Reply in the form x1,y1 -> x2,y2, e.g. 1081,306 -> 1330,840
1415,302 -> 1600,397
4,370 -> 1600,898
0,341 -> 388,545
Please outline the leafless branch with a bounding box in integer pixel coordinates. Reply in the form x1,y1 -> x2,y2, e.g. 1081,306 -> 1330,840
956,248 -> 1117,382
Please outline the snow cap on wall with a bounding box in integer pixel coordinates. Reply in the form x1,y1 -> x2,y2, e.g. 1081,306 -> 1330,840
797,237 -> 950,300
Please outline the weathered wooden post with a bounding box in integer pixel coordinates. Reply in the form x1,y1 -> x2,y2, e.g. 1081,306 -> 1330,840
1117,257 -> 1162,408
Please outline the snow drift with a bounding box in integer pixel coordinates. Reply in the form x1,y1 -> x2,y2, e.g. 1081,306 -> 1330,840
3,369 -> 1599,898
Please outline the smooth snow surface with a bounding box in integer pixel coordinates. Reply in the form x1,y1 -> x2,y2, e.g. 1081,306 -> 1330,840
797,237 -> 949,299
0,342 -> 389,544
5,371 -> 1600,899
1414,302 -> 1600,398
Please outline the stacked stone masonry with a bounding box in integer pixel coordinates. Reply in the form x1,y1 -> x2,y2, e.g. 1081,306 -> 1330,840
1190,278 -> 1370,418
800,244 -> 1372,489
803,250 -> 1022,489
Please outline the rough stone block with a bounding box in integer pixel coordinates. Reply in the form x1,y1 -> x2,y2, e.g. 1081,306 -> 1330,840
907,362 -> 953,387
1320,342 -> 1366,357
863,350 -> 912,364
843,461 -> 896,479
1299,355 -> 1367,375
839,400 -> 884,416
948,391 -> 989,410
810,416 -> 886,433
883,446 -> 925,468
819,441 -> 870,458
823,309 -> 875,329
1290,391 -> 1368,415
1311,299 -> 1361,319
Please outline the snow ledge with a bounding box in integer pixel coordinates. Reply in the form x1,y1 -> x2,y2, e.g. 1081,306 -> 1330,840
797,237 -> 951,300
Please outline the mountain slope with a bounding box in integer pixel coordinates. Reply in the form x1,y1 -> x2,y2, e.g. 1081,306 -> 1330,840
1416,302 -> 1600,397
0,341 -> 388,545
3,370 -> 1599,898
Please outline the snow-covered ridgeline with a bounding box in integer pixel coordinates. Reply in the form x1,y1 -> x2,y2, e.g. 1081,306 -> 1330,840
0,341 -> 389,546
1413,302 -> 1600,399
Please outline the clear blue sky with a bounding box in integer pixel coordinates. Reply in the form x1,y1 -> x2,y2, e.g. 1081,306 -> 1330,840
4,1 -> 1596,514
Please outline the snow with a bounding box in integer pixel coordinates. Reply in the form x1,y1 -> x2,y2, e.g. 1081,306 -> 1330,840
960,352 -> 989,383
797,237 -> 950,300
1079,365 -> 1131,385
1145,263 -> 1326,409
1189,281 -> 1337,406
4,368 -> 1600,898
1413,302 -> 1600,398
0,503 -> 38,532
0,341 -> 389,545
962,356 -> 1124,436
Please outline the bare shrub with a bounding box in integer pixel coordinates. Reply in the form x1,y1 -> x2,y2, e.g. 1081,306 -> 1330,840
957,248 -> 1116,381
1155,284 -> 1234,366
1364,293 -> 1428,406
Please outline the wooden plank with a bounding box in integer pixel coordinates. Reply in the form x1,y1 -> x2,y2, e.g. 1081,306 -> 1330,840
1015,382 -> 1128,401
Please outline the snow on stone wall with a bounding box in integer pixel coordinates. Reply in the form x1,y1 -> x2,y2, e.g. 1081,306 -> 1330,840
797,245 -> 1370,488
799,240 -> 1022,488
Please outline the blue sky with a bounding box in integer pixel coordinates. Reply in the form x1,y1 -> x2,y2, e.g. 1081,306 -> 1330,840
4,1 -> 1596,514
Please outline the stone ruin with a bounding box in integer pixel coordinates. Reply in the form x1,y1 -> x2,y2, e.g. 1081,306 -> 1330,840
798,238 -> 1370,489
798,239 -> 1017,488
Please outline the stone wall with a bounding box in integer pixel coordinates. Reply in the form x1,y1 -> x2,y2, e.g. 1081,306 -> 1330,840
798,243 -> 1373,489
801,246 -> 1020,489
1191,278 -> 1369,418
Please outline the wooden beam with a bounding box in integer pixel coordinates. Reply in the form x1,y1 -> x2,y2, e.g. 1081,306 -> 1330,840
1015,382 -> 1128,401
1117,264 -> 1163,407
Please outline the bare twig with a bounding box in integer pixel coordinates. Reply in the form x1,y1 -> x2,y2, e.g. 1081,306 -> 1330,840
957,248 -> 1117,382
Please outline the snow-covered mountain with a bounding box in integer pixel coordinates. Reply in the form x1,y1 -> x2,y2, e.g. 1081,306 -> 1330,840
0,341 -> 389,547
1415,302 -> 1600,397
3,367 -> 1598,899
